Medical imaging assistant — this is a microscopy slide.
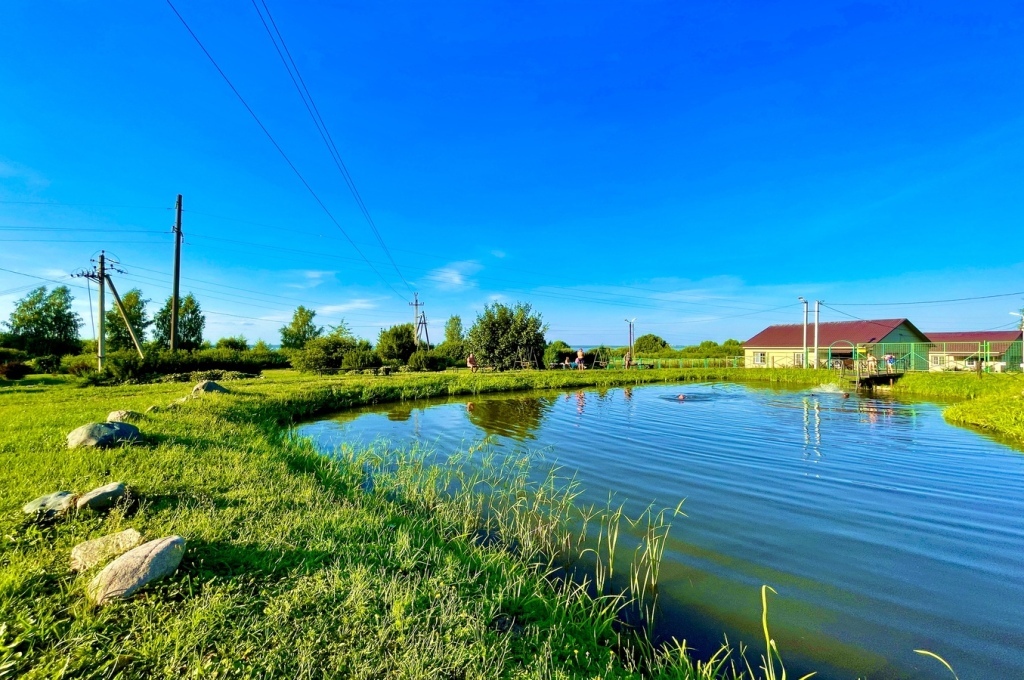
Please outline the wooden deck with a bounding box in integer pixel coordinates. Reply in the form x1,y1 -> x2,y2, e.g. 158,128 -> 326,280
843,372 -> 905,388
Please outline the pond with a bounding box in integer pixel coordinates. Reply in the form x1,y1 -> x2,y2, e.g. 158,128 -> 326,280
296,382 -> 1024,679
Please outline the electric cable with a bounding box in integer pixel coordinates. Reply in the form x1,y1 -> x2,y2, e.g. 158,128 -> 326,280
249,0 -> 414,293
164,0 -> 409,302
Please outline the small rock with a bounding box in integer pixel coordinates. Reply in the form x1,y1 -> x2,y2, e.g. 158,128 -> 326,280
71,528 -> 143,572
67,422 -> 141,449
87,536 -> 186,605
191,380 -> 228,397
23,491 -> 76,518
107,410 -> 143,423
76,481 -> 127,511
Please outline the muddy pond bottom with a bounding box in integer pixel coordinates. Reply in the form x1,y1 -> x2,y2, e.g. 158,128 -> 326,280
297,382 -> 1024,679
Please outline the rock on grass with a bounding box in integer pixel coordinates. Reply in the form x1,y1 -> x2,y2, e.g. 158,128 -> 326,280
75,481 -> 127,511
67,422 -> 141,449
191,380 -> 228,397
71,528 -> 143,572
23,491 -> 76,518
107,410 -> 143,423
87,536 -> 186,605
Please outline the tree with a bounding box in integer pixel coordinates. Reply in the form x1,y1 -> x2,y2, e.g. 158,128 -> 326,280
543,339 -> 572,367
467,302 -> 546,371
3,286 -> 82,356
152,293 -> 205,350
377,323 -> 417,365
435,315 -> 466,365
291,334 -> 360,374
280,306 -> 322,350
633,333 -> 669,355
216,335 -> 248,351
104,288 -> 150,351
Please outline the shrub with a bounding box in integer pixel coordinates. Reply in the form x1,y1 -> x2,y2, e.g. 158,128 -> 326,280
0,347 -> 28,364
216,335 -> 249,351
63,354 -> 96,377
0,362 -> 31,380
407,350 -> 442,372
341,349 -> 381,371
33,354 -> 61,374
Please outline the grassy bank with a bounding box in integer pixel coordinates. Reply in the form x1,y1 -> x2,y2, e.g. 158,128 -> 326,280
0,368 -> 831,679
893,372 -> 1024,444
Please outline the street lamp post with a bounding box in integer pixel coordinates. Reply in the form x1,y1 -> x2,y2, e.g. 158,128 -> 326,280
625,318 -> 636,368
799,297 -> 808,369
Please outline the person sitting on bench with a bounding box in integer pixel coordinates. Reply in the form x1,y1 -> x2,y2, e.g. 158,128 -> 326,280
467,353 -> 478,373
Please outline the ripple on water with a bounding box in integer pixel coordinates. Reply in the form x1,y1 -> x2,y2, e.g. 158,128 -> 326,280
298,382 -> 1024,680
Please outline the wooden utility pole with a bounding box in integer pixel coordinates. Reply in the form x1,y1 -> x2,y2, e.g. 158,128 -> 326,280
170,194 -> 183,351
409,292 -> 423,348
97,251 -> 106,370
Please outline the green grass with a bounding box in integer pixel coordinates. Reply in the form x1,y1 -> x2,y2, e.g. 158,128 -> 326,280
0,368 -> 838,679
892,372 -> 1024,444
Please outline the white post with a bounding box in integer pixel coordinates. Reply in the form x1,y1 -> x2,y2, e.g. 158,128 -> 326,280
813,300 -> 821,369
799,297 -> 808,369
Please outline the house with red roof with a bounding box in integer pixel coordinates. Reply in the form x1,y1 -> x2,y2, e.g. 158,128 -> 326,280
925,330 -> 1023,372
744,318 -> 929,369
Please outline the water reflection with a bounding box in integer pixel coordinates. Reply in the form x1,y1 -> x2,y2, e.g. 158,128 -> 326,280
466,395 -> 554,441
801,397 -> 822,462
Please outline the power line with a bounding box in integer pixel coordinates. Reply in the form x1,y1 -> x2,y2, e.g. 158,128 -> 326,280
0,266 -> 90,292
0,200 -> 171,209
163,0 -> 409,302
249,0 -> 414,293
828,291 -> 1024,306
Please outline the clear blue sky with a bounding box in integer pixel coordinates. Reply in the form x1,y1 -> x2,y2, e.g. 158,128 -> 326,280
2,1 -> 1023,346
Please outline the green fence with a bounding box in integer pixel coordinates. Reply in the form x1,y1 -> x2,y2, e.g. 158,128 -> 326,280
609,356 -> 745,370
827,341 -> 1023,373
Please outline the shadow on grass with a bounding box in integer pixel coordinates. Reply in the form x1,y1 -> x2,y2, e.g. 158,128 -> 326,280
180,538 -> 335,580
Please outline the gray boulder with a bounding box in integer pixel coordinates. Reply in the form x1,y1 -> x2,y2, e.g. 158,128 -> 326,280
71,528 -> 142,572
107,410 -> 143,423
67,422 -> 141,449
87,536 -> 186,605
23,491 -> 76,518
76,481 -> 127,511
191,380 -> 228,397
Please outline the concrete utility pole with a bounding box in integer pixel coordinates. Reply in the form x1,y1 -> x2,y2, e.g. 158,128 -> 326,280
97,251 -> 106,371
105,275 -> 145,358
170,194 -> 183,351
813,300 -> 822,369
799,297 -> 808,369
409,292 -> 423,348
415,311 -> 430,348
625,318 -> 636,368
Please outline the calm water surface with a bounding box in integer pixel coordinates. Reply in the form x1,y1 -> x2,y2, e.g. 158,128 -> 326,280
297,383 -> 1024,679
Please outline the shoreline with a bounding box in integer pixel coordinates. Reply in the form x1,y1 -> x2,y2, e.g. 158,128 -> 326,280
1,368 -> 1019,677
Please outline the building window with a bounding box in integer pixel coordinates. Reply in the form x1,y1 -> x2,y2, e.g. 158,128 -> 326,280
793,353 -> 803,367
753,352 -> 766,365
931,355 -> 941,366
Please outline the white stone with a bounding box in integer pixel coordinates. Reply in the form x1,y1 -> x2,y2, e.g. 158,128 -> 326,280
107,410 -> 143,423
71,529 -> 143,572
87,536 -> 186,605
23,491 -> 76,517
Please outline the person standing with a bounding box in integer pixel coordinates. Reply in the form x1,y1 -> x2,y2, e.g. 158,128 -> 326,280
577,348 -> 585,370
467,353 -> 478,373
623,350 -> 632,370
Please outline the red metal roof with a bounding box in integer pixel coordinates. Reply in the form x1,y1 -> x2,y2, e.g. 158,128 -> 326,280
745,319 -> 921,348
926,331 -> 1022,343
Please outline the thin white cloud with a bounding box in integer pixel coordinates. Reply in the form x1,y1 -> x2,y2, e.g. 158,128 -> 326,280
491,250 -> 506,259
426,260 -> 483,291
318,299 -> 377,315
285,270 -> 336,289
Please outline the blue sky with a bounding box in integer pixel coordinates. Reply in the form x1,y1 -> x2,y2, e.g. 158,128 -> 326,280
2,1 -> 1023,346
